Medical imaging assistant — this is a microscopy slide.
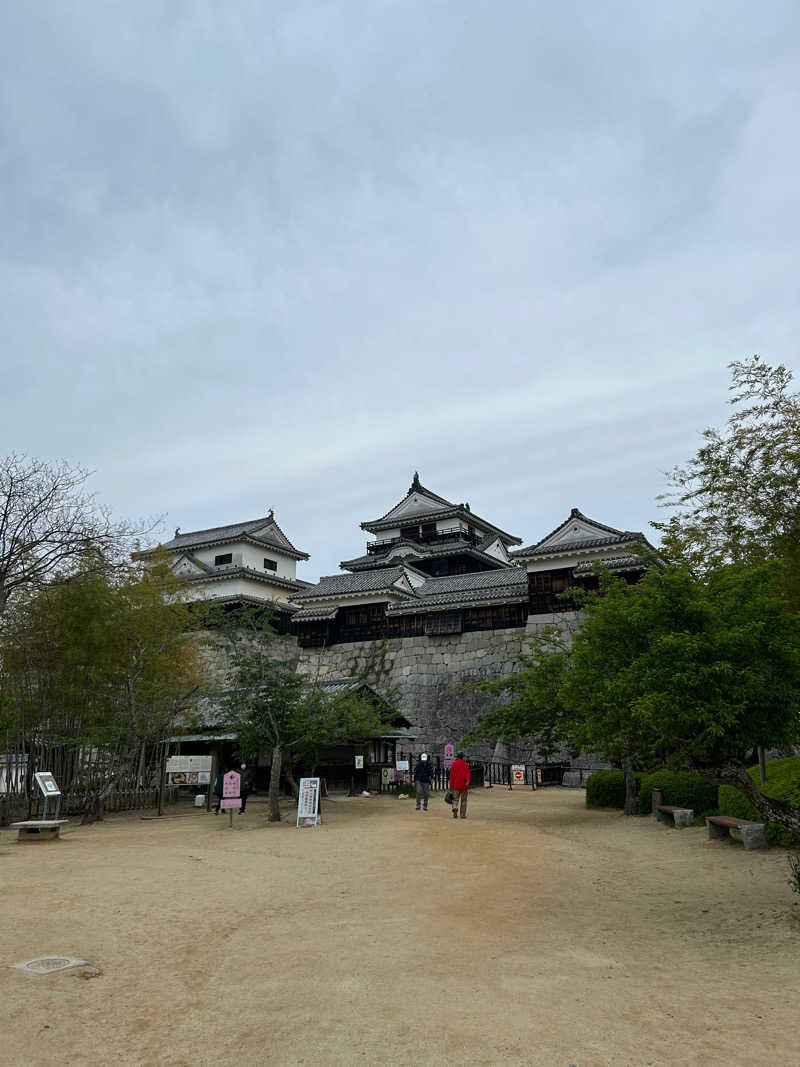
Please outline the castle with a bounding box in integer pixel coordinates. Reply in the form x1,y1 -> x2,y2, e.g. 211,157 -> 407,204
143,474 -> 652,757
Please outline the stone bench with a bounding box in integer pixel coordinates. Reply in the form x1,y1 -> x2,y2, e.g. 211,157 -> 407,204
655,805 -> 694,828
705,815 -> 767,850
9,820 -> 69,843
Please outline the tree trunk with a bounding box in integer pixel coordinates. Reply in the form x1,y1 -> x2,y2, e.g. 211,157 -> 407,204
692,759 -> 800,841
268,745 -> 282,822
622,756 -> 639,816
285,771 -> 299,799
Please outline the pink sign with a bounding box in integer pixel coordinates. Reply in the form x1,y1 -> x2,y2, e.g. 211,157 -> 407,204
444,744 -> 454,768
223,771 -> 240,797
220,797 -> 239,810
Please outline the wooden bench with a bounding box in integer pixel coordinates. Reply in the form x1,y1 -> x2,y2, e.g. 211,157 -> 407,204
705,815 -> 767,850
9,819 -> 69,843
655,805 -> 694,828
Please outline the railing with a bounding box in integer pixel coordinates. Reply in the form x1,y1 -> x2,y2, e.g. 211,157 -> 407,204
367,528 -> 479,554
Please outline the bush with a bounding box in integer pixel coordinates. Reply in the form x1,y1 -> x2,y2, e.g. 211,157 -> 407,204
718,755 -> 800,846
585,770 -> 642,809
638,770 -> 718,816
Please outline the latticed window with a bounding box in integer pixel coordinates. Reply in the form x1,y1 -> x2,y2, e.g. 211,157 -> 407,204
424,612 -> 463,635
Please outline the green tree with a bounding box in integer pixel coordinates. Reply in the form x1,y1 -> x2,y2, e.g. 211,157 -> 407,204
467,565 -> 800,836
655,356 -> 800,596
1,557 -> 204,820
215,609 -> 387,822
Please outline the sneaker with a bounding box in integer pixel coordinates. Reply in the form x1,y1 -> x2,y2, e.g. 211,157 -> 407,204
452,810 -> 458,819
416,806 -> 421,811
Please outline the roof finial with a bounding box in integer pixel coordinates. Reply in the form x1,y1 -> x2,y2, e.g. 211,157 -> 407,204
411,471 -> 421,491
174,526 -> 181,538
267,507 -> 274,521
465,502 -> 470,512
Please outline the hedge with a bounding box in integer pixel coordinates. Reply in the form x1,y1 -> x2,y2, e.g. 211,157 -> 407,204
718,755 -> 800,847
585,770 -> 642,809
638,770 -> 718,817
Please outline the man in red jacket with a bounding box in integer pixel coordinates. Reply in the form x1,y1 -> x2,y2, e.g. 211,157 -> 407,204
448,752 -> 471,819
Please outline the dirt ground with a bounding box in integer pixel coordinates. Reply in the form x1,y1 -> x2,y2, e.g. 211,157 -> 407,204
1,787 -> 799,1067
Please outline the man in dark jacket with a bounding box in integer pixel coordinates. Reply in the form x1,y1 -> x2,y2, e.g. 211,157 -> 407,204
448,752 -> 471,819
239,763 -> 254,814
413,753 -> 435,811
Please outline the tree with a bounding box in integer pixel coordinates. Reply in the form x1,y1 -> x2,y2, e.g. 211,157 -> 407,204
467,564 -> 800,836
1,556 -> 204,820
655,356 -> 800,591
214,609 -> 387,822
0,453 -> 143,621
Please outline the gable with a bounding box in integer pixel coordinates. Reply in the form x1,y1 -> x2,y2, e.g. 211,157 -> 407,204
379,491 -> 453,524
171,552 -> 209,576
535,513 -> 626,552
248,520 -> 294,552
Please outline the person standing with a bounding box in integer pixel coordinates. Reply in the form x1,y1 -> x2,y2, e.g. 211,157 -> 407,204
239,762 -> 254,814
448,752 -> 471,819
213,770 -> 225,814
413,753 -> 434,811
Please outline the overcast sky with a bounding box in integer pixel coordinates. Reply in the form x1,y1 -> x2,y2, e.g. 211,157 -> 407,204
3,2 -> 799,579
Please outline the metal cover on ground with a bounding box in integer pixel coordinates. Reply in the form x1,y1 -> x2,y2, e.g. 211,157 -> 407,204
11,956 -> 88,975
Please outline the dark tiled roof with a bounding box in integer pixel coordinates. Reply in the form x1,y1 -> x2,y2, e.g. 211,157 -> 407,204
290,566 -> 416,602
362,505 -> 521,545
363,473 -> 455,525
386,567 -> 528,613
572,554 -> 651,576
512,508 -> 644,557
140,514 -> 309,560
340,538 -> 510,572
188,565 -> 309,593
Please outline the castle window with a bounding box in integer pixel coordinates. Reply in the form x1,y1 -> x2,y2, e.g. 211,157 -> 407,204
264,558 -> 277,571
214,553 -> 233,567
424,612 -> 463,636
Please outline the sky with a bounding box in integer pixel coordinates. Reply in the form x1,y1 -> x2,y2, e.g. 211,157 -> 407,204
2,1 -> 799,581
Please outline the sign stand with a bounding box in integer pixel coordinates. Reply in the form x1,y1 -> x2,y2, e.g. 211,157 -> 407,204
297,777 -> 321,828
219,770 -> 241,827
34,772 -> 62,820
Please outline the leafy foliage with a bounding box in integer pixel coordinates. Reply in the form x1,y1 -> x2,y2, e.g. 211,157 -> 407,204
655,356 -> 800,592
585,770 -> 641,809
637,770 -> 718,816
718,756 -> 800,846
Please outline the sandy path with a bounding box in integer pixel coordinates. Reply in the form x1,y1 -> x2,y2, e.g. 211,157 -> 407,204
1,788 -> 798,1067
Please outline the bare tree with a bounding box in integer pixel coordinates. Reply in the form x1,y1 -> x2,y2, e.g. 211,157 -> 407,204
0,453 -> 144,620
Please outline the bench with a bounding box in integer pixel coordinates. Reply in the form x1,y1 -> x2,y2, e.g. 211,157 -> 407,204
9,820 -> 69,843
705,815 -> 767,850
655,805 -> 694,828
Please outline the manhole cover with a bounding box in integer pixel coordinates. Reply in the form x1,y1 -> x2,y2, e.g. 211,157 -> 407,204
11,956 -> 88,975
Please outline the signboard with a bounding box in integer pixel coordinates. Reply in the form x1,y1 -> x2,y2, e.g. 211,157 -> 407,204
354,755 -> 364,770
297,777 -> 321,827
197,771 -> 210,785
381,767 -> 391,784
220,770 -> 241,811
536,767 -> 542,784
34,771 -> 61,796
166,755 -> 212,773
444,744 -> 454,768
395,759 -> 409,772
511,765 -> 525,785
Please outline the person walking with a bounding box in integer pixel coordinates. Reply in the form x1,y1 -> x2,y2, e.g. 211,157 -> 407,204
213,770 -> 225,814
413,753 -> 434,811
239,762 -> 254,814
448,752 -> 471,819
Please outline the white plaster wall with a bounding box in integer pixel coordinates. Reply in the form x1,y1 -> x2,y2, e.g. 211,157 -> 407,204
193,542 -> 296,580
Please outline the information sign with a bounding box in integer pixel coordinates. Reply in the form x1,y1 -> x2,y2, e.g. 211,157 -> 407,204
395,759 -> 409,772
166,755 -> 213,774
536,767 -> 542,784
220,770 -> 241,811
297,777 -> 321,827
381,767 -> 391,784
511,765 -> 525,785
354,755 -> 364,769
444,744 -> 454,768
34,772 -> 61,796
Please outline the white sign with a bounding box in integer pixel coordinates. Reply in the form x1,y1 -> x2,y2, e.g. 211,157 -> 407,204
395,759 -> 409,772
511,764 -> 525,784
297,777 -> 321,827
166,755 -> 213,774
34,771 -> 61,796
354,755 -> 364,769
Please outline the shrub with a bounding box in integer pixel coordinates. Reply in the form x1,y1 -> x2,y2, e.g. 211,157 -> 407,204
638,770 -> 718,816
718,755 -> 800,846
585,770 -> 642,809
